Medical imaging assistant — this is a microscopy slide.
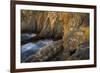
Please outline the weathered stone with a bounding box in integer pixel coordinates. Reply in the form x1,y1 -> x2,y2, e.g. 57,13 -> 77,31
21,10 -> 90,62
23,40 -> 63,62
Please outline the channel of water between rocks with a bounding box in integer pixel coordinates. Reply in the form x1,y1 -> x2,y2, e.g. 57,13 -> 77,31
21,33 -> 54,62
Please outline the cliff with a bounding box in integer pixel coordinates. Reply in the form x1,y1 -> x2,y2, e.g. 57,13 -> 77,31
21,10 -> 90,62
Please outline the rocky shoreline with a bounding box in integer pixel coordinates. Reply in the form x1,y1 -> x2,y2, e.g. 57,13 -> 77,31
21,39 -> 89,62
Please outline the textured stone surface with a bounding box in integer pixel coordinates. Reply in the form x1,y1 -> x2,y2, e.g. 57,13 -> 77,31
22,40 -> 63,62
22,40 -> 89,62
21,10 -> 90,62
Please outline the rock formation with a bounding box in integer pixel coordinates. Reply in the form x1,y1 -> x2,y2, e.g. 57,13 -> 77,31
21,10 -> 90,62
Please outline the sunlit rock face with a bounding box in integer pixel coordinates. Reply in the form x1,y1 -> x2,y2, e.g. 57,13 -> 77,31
21,10 -> 89,46
21,10 -> 90,62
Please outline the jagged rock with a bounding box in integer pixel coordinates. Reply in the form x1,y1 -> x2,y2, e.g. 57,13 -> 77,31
21,10 -> 89,40
47,42 -> 89,61
67,43 -> 89,60
21,10 -> 90,62
62,13 -> 89,50
23,40 -> 63,62
21,10 -> 36,33
22,39 -> 89,62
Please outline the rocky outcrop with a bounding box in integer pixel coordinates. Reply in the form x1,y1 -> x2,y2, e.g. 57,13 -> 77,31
22,40 -> 63,62
21,10 -> 90,62
21,10 -> 89,40
22,39 -> 89,62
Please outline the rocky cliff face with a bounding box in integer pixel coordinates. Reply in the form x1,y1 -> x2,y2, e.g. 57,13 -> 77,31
21,10 -> 90,62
